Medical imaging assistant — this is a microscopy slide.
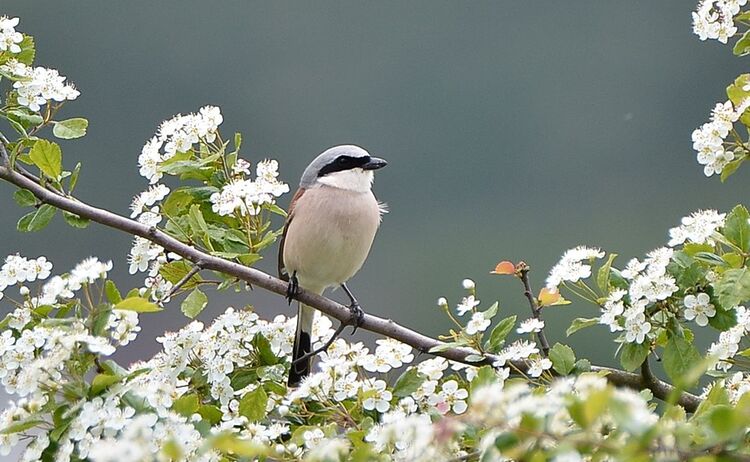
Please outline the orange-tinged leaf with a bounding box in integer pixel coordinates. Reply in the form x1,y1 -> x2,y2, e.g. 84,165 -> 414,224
491,261 -> 515,275
538,288 -> 560,306
538,288 -> 571,307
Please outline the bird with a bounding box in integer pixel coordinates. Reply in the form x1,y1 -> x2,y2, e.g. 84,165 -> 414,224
279,145 -> 387,386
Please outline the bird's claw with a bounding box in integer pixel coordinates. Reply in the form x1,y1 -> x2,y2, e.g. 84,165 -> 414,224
286,273 -> 299,305
348,303 -> 365,334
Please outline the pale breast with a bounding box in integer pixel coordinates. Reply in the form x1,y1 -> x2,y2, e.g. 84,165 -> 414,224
283,186 -> 382,291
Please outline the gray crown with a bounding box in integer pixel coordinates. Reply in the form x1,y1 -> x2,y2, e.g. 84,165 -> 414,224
299,145 -> 370,188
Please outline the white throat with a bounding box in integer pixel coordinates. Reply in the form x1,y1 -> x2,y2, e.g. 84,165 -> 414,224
316,168 -> 374,192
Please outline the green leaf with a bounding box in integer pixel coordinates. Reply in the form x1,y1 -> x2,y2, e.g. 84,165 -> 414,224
181,288 -> 208,319
721,158 -> 744,182
29,140 -> 62,180
17,204 -> 56,232
596,253 -> 617,292
238,386 -> 268,422
13,189 -> 37,207
173,394 -> 200,417
676,262 -> 706,288
735,30 -> 750,56
484,315 -> 516,353
709,306 -> 737,332
63,210 -> 90,228
715,268 -> 750,308
682,243 -> 714,256
662,335 -> 702,385
212,432 -> 268,457
114,297 -> 162,313
619,342 -> 650,372
198,404 -> 223,425
90,373 -> 121,395
724,205 -> 750,252
429,341 -> 466,353
16,35 -> 35,65
392,368 -> 426,397
6,109 -> 43,130
548,343 -> 576,375
470,365 -> 497,393
482,301 -> 499,320
104,280 -> 122,304
693,252 -> 728,267
69,162 -> 82,193
0,419 -> 45,435
52,118 -> 88,139
566,317 -> 598,337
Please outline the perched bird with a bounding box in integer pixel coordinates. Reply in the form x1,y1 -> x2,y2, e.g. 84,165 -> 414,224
279,145 -> 387,386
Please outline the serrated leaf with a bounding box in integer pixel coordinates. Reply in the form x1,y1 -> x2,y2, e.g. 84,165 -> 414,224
549,343 -> 576,375
392,368 -> 426,397
159,261 -> 203,289
13,189 -> 37,206
173,394 -> 200,417
29,139 -> 62,180
724,205 -> 750,252
715,268 -> 750,308
709,306 -> 737,332
114,297 -> 162,313
63,210 -> 90,228
596,253 -> 617,292
104,280 -> 122,304
619,342 -> 650,372
198,405 -> 223,425
181,288 -> 208,319
429,341 -> 465,353
53,118 -> 88,139
566,317 -> 598,337
662,335 -> 702,385
16,35 -> 35,65
484,315 -> 516,353
482,301 -> 499,319
17,204 -> 56,232
238,386 -> 268,422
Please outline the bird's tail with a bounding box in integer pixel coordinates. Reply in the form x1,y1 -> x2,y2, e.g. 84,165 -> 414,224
289,303 -> 315,386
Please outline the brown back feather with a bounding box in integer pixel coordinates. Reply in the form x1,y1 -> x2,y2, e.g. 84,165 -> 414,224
277,187 -> 306,281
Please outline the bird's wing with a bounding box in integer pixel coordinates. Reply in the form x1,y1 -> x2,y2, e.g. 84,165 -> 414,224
278,187 -> 306,281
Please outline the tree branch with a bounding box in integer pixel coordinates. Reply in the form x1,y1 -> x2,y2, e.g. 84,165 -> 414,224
0,162 -> 703,412
516,261 -> 551,356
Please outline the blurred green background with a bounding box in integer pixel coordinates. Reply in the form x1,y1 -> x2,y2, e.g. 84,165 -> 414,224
1,1 -> 746,376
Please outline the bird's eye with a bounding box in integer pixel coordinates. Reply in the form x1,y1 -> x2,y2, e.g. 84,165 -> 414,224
338,157 -> 347,164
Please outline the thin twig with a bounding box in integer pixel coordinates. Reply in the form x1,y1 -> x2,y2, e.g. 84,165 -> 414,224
0,161 -> 703,412
163,262 -> 203,301
516,261 -> 551,356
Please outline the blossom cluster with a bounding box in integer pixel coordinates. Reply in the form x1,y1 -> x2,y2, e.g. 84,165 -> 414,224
209,159 -> 290,216
545,245 -> 604,290
691,99 -> 750,177
137,106 -> 224,184
0,59 -> 80,112
0,16 -> 22,54
692,0 -> 747,43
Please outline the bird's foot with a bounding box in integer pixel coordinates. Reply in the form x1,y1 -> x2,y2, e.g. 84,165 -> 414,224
286,273 -> 299,305
348,303 -> 365,334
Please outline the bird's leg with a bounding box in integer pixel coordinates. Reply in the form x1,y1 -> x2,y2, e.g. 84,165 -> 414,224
341,283 -> 365,334
286,271 -> 299,305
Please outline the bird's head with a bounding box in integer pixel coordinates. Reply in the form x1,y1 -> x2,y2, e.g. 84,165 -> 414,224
300,145 -> 387,192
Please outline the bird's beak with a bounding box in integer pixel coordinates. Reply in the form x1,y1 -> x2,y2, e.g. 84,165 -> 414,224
362,157 -> 387,170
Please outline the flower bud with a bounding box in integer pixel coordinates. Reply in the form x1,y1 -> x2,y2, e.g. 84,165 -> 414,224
437,297 -> 448,308
19,286 -> 29,296
462,279 -> 475,290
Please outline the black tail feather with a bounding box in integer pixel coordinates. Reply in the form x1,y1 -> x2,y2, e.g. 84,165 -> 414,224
288,330 -> 311,386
